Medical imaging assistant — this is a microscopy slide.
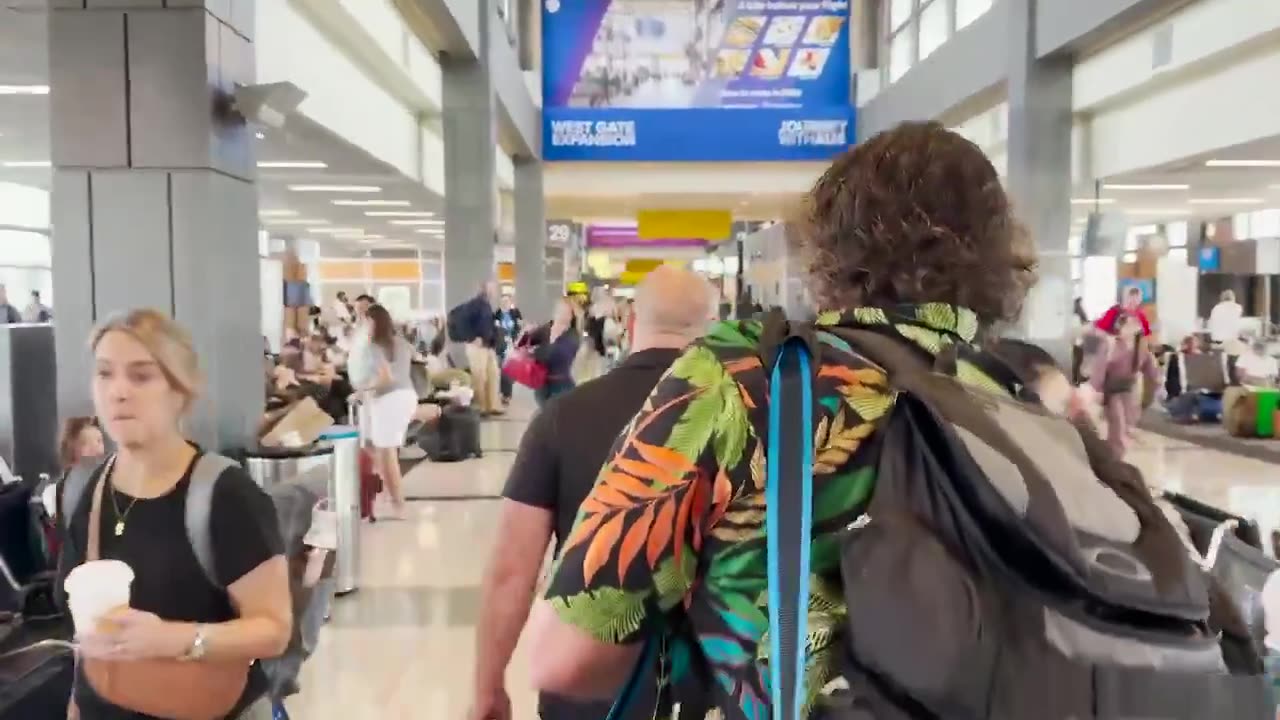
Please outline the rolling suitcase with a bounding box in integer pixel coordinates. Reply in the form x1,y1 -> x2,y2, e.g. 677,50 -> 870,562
417,406 -> 482,462
349,397 -> 382,520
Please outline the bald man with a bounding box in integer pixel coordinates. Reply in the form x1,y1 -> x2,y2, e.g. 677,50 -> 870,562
470,267 -> 715,720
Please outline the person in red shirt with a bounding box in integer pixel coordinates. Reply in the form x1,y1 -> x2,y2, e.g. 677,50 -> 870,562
1095,286 -> 1152,337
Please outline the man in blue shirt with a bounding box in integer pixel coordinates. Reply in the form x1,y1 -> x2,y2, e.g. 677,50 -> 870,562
447,281 -> 502,414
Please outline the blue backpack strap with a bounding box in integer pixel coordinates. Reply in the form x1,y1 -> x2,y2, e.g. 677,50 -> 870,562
185,452 -> 237,589
767,337 -> 815,720
605,634 -> 660,720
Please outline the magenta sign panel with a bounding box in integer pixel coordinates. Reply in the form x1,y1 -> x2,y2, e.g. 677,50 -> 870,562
586,225 -> 706,249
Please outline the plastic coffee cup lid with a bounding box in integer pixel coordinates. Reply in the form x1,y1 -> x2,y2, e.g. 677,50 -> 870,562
65,559 -> 135,595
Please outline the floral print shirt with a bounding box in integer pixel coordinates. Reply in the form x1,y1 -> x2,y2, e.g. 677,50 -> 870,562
544,305 -> 1002,720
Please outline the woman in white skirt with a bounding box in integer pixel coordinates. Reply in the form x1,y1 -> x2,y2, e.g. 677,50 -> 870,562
357,304 -> 418,519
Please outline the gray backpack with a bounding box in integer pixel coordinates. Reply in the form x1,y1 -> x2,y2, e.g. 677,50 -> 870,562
758,317 -> 1275,719
60,453 -> 238,590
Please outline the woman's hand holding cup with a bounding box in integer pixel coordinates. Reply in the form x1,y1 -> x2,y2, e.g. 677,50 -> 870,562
77,607 -> 192,661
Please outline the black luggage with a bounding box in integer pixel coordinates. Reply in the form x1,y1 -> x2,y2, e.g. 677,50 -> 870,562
417,406 -> 482,462
0,631 -> 74,720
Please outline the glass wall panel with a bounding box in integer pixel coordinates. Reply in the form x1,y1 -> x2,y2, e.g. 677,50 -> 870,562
956,0 -> 994,30
889,27 -> 915,83
918,0 -> 949,61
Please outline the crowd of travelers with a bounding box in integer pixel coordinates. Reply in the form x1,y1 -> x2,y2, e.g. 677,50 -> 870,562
2,121 -> 1278,720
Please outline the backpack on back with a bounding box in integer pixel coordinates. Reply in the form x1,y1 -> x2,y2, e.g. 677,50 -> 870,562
758,317 -> 1273,719
60,453 -> 237,592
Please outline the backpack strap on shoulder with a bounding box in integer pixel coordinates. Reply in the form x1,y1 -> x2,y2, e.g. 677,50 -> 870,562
185,453 -> 238,589
766,336 -> 816,720
60,459 -> 102,527
758,308 -> 821,380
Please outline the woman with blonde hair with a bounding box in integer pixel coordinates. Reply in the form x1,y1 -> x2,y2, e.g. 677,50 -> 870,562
60,308 -> 290,720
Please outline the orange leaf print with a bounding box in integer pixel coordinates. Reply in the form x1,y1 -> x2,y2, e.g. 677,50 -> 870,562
690,477 -> 711,552
562,510 -> 608,554
707,467 -> 733,527
647,498 -> 676,568
613,457 -> 680,488
617,503 -> 656,579
593,482 -> 637,509
818,364 -> 867,385
673,484 -> 698,572
584,513 -> 625,584
739,383 -> 757,410
634,441 -> 696,478
578,495 -> 610,515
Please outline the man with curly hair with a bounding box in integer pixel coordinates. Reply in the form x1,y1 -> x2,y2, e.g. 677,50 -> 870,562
522,122 -> 1036,719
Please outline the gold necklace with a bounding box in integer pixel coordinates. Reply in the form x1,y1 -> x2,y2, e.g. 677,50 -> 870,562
104,456 -> 142,537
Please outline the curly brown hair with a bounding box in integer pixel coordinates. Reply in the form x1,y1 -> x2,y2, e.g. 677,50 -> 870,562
790,121 -> 1036,327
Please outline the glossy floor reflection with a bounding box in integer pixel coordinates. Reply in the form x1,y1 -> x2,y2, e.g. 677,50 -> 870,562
288,397 -> 1280,720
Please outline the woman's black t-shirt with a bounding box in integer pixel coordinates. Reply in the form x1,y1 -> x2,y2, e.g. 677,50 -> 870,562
66,451 -> 285,720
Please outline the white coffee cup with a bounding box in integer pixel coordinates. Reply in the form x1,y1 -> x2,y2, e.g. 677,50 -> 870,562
64,559 -> 134,635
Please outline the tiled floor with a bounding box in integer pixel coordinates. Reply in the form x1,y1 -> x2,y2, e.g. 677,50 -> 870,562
287,395 -> 1280,720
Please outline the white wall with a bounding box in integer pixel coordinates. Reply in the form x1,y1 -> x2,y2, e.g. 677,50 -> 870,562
257,0 -> 446,197
1075,0 -> 1280,179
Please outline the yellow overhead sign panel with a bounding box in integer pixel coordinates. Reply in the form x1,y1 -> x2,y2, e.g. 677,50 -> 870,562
636,209 -> 732,240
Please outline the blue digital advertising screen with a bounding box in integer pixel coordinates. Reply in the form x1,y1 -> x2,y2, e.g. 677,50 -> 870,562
541,0 -> 855,162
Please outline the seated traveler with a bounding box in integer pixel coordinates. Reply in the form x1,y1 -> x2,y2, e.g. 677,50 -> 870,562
1166,336 -> 1230,424
1235,339 -> 1278,387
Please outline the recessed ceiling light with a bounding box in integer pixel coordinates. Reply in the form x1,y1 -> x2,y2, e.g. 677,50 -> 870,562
1188,197 -> 1264,205
1205,160 -> 1280,168
1,161 -> 51,168
1101,184 -> 1190,191
258,210 -> 299,218
258,161 -> 328,169
1070,198 -> 1115,205
263,218 -> 330,226
331,199 -> 411,207
310,227 -> 365,234
415,228 -> 446,234
0,85 -> 49,95
255,132 -> 266,140
288,185 -> 381,193
1127,209 -> 1194,216
363,211 -> 436,217
391,220 -> 445,226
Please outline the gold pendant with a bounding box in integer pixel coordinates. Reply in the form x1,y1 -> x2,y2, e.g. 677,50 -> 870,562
114,521 -> 125,537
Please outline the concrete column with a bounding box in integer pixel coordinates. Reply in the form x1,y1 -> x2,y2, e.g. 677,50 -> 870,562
49,1 -> 263,452
513,158 -> 547,322
441,0 -> 498,310
1005,0 -> 1074,355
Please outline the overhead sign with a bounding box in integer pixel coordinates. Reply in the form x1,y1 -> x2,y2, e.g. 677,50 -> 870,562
541,0 -> 855,162
637,209 -> 732,240
587,224 -> 706,248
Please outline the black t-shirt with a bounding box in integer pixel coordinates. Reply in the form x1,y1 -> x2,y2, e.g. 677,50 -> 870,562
503,348 -> 682,556
502,348 -> 679,719
66,451 -> 284,720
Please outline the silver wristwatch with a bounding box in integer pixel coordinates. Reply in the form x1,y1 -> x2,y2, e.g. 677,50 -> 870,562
181,625 -> 209,662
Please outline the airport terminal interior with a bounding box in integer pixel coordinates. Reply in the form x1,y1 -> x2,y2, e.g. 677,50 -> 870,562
5,0 -> 1280,718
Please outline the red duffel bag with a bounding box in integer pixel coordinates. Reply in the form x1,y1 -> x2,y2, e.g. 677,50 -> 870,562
502,347 -> 548,389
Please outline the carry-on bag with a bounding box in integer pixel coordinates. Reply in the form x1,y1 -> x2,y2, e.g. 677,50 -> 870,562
416,406 -> 482,462
501,338 -> 547,390
0,638 -> 74,719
